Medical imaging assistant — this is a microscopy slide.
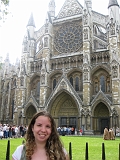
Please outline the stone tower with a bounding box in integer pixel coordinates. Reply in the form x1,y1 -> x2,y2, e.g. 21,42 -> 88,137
48,0 -> 55,19
108,0 -> 120,125
108,0 -> 120,25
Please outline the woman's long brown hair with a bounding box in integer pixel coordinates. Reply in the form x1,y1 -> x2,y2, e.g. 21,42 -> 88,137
25,111 -> 67,160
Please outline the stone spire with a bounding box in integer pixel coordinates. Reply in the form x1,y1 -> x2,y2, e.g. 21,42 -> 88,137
27,12 -> 35,27
84,0 -> 92,10
108,0 -> 119,8
48,0 -> 55,18
24,13 -> 36,57
108,0 -> 120,25
5,53 -> 9,62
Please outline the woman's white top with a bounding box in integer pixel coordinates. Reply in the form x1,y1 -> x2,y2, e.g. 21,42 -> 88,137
12,145 -> 23,160
12,145 -> 67,160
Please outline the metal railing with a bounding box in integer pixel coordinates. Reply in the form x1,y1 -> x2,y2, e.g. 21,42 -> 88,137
6,140 -> 10,160
69,142 -> 120,160
5,140 -> 120,160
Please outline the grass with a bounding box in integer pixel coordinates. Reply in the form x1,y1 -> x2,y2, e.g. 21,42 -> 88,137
0,136 -> 120,160
61,136 -> 120,160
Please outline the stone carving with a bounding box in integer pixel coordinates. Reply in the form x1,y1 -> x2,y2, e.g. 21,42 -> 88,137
95,83 -> 98,93
83,63 -> 89,81
83,28 -> 88,40
84,54 -> 89,64
112,108 -> 118,116
61,81 -> 66,86
45,27 -> 48,33
109,18 -> 115,36
83,64 -> 89,72
34,26 -> 44,40
36,40 -> 43,52
107,81 -> 110,92
81,108 -> 91,116
112,50 -> 117,60
84,73 -> 88,81
92,11 -> 107,27
20,77 -> 24,86
39,40 -> 43,50
54,23 -> 83,53
83,9 -> 88,25
23,36 -> 28,52
41,74 -> 45,84
112,65 -> 118,78
57,0 -> 82,19
44,37 -> 48,47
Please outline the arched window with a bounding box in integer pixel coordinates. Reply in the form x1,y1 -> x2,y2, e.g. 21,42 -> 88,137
95,26 -> 97,35
36,82 -> 40,96
20,78 -> 24,86
53,79 -> 56,89
70,77 -> 73,86
100,76 -> 105,92
75,77 -> 79,91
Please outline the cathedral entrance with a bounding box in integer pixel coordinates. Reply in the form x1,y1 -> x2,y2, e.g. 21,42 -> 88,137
25,105 -> 37,125
60,117 -> 77,128
93,102 -> 110,134
49,92 -> 79,129
100,118 -> 109,134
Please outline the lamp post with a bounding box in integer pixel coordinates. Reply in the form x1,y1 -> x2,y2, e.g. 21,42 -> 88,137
114,115 -> 116,136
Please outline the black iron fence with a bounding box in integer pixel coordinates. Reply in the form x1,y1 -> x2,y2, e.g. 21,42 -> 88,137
6,140 -> 10,160
5,140 -> 120,160
69,142 -> 120,160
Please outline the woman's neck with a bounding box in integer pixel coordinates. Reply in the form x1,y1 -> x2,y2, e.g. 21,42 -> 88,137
35,141 -> 46,150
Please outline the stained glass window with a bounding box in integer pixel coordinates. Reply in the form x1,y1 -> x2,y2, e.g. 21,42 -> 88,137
100,76 -> 105,92
53,79 -> 56,89
54,23 -> 83,53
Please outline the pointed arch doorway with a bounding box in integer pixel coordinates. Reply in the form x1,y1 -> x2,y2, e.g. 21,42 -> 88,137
49,92 -> 79,129
25,105 -> 37,125
93,102 -> 110,134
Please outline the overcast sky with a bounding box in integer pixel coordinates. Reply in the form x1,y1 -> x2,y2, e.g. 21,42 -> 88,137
0,0 -> 117,64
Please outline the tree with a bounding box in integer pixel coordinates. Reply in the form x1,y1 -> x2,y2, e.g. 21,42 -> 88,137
1,0 -> 9,5
0,0 -> 9,23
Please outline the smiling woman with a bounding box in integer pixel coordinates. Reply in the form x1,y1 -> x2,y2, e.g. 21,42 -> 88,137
12,111 -> 69,160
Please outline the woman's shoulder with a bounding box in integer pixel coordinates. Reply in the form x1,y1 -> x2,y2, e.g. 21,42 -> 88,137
16,144 -> 24,150
12,145 -> 25,160
63,147 -> 67,155
13,144 -> 25,154
63,148 -> 70,160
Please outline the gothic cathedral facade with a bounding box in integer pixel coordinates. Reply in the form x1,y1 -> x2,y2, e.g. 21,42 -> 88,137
0,0 -> 120,134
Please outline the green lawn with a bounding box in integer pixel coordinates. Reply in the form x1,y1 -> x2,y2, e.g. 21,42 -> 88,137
0,136 -> 120,160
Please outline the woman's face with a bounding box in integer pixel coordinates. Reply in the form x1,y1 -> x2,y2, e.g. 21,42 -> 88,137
32,115 -> 52,144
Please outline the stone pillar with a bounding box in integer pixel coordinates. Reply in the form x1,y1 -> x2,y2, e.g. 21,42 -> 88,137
108,18 -> 120,106
83,8 -> 92,106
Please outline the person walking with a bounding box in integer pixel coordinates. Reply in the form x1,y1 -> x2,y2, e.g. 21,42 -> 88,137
103,126 -> 109,140
0,123 -> 3,139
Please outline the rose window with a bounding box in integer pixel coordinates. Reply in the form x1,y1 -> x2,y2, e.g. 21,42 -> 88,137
54,23 -> 83,53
